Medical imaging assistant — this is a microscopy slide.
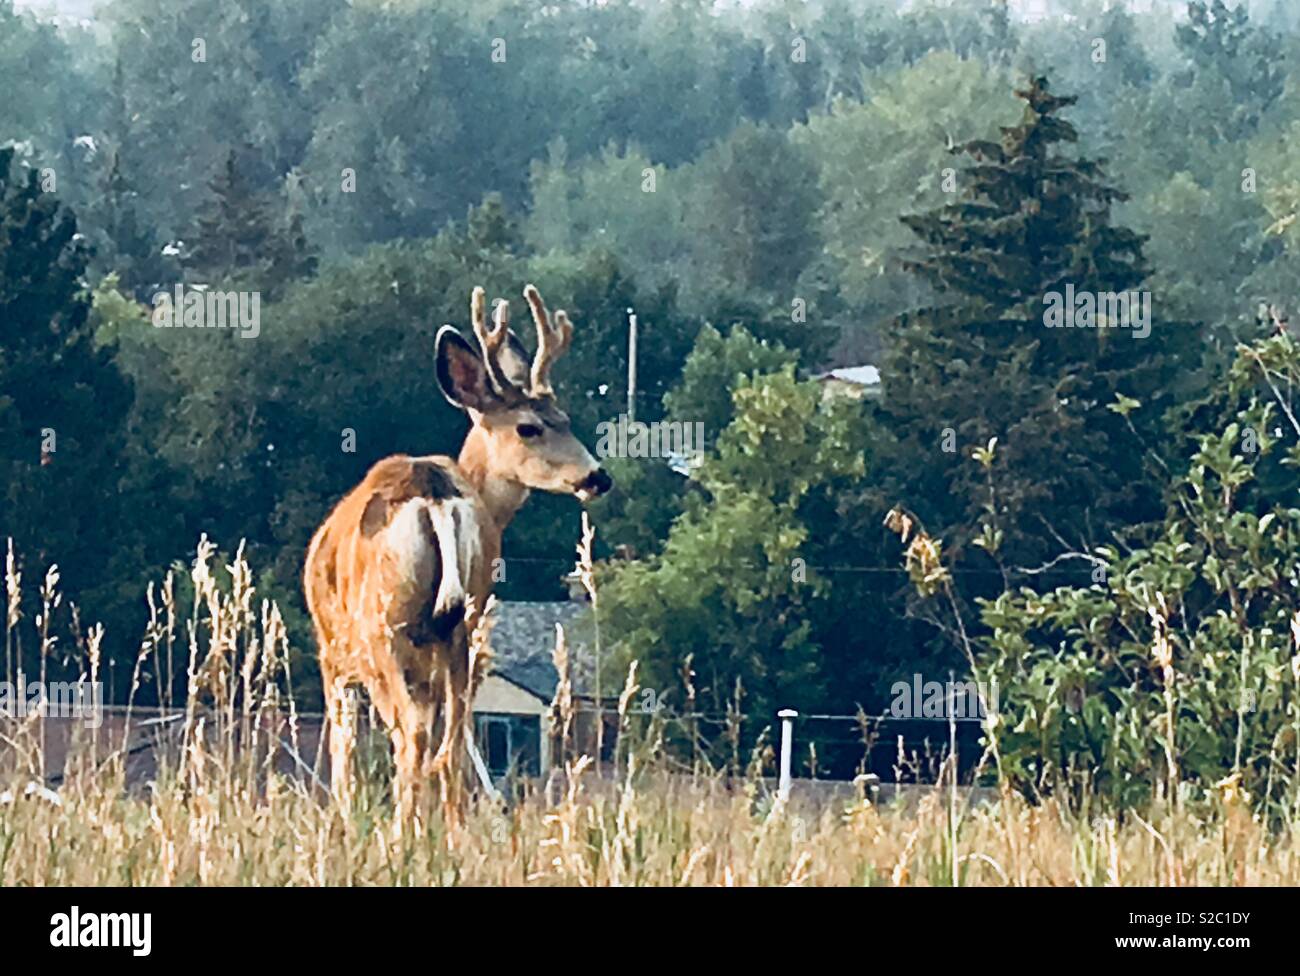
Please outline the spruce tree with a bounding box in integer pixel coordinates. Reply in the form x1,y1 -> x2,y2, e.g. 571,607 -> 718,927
183,147 -> 316,300
877,76 -> 1204,580
0,147 -> 135,668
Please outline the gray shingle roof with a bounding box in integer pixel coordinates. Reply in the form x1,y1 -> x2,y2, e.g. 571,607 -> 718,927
489,601 -> 598,701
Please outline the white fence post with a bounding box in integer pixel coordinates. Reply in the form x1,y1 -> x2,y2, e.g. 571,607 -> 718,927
777,708 -> 798,804
465,725 -> 501,804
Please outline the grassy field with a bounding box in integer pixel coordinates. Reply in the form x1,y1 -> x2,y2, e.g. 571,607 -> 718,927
3,750 -> 1299,885
3,541 -> 1299,887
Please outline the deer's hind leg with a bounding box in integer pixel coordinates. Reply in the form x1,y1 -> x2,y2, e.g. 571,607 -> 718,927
389,718 -> 429,826
427,633 -> 472,831
381,647 -> 442,826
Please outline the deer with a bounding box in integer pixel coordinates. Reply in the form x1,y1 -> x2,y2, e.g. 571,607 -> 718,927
303,284 -> 612,826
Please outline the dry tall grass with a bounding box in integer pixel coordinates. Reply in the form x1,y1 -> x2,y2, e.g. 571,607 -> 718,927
2,537 -> 1299,886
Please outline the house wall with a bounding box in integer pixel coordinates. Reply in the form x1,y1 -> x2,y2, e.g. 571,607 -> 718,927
474,674 -> 547,716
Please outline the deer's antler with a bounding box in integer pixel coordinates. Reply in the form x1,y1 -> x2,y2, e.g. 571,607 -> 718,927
470,286 -> 518,395
523,284 -> 572,396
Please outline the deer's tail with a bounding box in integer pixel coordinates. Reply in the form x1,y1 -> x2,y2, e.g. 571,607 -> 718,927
428,499 -> 480,621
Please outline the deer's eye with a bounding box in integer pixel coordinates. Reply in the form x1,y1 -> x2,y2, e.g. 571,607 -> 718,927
517,423 -> 544,439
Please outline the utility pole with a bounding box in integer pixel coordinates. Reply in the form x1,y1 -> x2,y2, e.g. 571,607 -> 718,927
626,307 -> 637,423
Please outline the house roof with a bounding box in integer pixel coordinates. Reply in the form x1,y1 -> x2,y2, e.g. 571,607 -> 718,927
812,365 -> 880,386
489,601 -> 599,702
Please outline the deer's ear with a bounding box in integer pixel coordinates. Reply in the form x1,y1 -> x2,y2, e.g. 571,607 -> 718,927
435,326 -> 495,412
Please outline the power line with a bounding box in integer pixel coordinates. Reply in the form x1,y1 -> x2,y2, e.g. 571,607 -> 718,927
499,554 -> 1089,578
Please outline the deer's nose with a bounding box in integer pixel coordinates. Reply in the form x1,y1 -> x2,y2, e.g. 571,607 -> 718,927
580,469 -> 613,497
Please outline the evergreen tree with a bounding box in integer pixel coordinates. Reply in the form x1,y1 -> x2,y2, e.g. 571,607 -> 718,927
876,77 -> 1204,582
0,147 -> 135,671
183,147 -> 316,300
458,193 -> 522,263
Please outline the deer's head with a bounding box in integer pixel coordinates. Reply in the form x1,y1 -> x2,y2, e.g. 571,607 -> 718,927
436,284 -> 612,503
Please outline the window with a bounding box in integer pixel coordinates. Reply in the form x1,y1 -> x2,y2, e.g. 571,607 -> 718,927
473,713 -> 542,779
479,716 -> 512,778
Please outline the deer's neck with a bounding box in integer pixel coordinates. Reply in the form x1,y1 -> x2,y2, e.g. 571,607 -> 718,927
457,431 -> 529,533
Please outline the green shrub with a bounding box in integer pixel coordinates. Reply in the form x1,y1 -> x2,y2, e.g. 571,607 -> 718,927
977,333 -> 1300,819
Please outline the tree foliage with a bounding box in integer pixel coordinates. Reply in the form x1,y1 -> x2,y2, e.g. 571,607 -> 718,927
979,333 -> 1300,817
0,148 -> 138,668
